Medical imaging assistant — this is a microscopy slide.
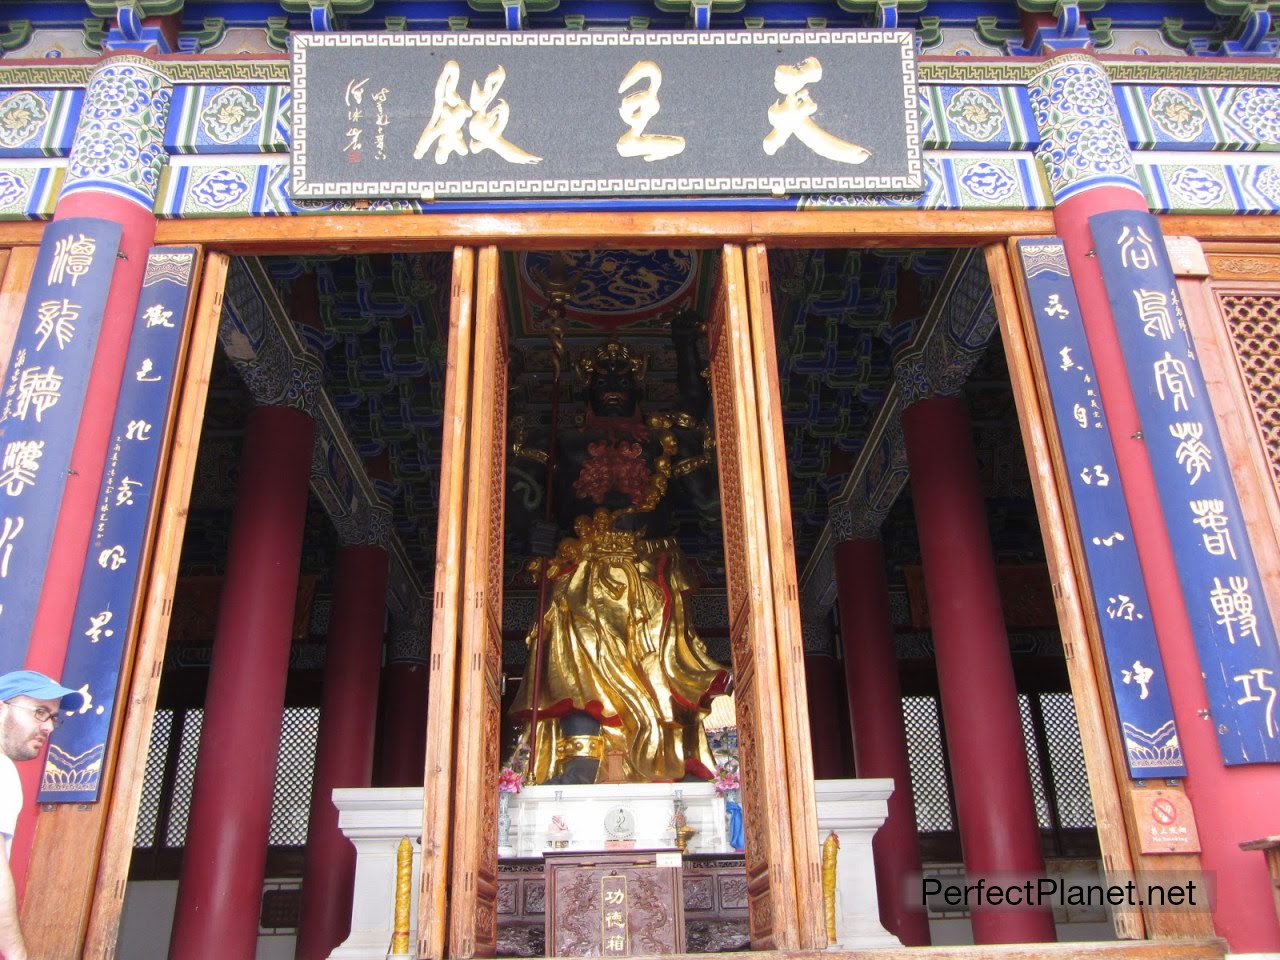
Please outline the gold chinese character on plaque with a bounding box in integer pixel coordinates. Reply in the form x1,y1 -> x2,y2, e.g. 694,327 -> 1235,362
763,57 -> 870,165
413,61 -> 541,166
616,61 -> 685,162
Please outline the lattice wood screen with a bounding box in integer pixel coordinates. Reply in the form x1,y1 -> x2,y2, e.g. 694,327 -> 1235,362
1215,292 -> 1280,500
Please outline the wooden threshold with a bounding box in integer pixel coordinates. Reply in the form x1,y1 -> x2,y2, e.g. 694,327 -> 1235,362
541,940 -> 1226,960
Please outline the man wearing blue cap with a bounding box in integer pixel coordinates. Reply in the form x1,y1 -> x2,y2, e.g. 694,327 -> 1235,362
0,670 -> 85,960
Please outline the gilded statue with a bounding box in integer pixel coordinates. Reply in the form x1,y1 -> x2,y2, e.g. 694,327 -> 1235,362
508,311 -> 729,785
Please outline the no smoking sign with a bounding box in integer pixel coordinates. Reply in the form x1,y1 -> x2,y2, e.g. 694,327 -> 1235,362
1133,789 -> 1201,854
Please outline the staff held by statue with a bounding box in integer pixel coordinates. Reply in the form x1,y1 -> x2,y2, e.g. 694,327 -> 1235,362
525,254 -> 576,772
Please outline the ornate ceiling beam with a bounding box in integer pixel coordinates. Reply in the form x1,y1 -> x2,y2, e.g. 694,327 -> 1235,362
219,255 -> 426,624
798,246 -> 999,616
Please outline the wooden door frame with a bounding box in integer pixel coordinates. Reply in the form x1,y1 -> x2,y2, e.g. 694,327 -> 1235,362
446,246 -> 508,959
0,246 -> 36,378
988,241 -> 1150,939
15,210 -> 1272,958
419,247 -> 478,960
75,248 -> 229,958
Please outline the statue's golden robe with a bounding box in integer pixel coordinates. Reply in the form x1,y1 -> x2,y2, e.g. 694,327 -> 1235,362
511,524 -> 729,784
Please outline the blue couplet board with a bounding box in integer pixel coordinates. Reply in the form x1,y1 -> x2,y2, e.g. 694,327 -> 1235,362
39,247 -> 197,803
0,218 -> 121,673
1017,239 -> 1185,779
1091,210 -> 1280,766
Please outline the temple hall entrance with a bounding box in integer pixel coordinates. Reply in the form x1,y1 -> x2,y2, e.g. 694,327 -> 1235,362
77,227 -> 1219,960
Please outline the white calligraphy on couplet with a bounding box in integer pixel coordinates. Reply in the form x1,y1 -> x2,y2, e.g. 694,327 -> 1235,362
0,441 -> 44,497
34,299 -> 79,352
1154,352 -> 1194,413
1189,499 -> 1236,559
1043,294 -> 1070,319
0,516 -> 24,577
616,61 -> 685,162
1106,594 -> 1145,621
125,420 -> 152,442
97,545 -> 127,571
47,233 -> 96,287
1092,531 -> 1126,547
143,304 -> 175,329
1079,465 -> 1110,486
1117,224 -> 1158,270
135,358 -> 162,383
115,477 -> 142,507
86,610 -> 114,644
1122,660 -> 1154,700
1135,289 -> 1174,341
1170,422 -> 1212,484
763,57 -> 870,165
1233,667 -> 1277,739
413,61 -> 542,167
1209,575 -> 1257,645
13,366 -> 64,423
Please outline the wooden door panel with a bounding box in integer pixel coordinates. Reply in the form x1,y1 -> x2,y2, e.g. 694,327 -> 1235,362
448,245 -> 508,958
0,246 -> 36,386
82,250 -> 228,958
708,244 -> 801,950
989,241 -> 1144,939
742,244 -> 825,948
1200,272 -> 1280,523
419,247 -> 477,960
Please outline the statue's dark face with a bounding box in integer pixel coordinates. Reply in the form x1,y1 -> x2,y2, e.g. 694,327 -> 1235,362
588,358 -> 641,418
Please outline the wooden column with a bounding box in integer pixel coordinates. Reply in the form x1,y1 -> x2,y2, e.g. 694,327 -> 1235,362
904,395 -> 1056,945
168,405 -> 315,960
836,537 -> 931,946
295,544 -> 390,960
804,653 -> 848,780
378,660 -> 429,787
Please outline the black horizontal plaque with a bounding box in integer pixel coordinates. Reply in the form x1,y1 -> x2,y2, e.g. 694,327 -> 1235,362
290,31 -> 921,200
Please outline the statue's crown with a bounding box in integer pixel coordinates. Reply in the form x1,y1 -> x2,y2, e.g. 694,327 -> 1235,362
575,338 -> 646,383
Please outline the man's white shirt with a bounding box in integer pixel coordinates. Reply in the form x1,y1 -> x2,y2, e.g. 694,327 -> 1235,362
0,752 -> 20,859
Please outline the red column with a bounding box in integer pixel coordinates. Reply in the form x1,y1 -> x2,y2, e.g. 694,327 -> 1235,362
377,660 -> 429,787
295,544 -> 390,960
836,538 -> 931,946
1055,186 -> 1280,952
903,396 -> 1056,945
168,405 -> 315,960
804,653 -> 848,779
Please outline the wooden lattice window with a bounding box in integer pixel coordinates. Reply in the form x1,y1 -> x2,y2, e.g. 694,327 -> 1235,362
901,668 -> 1098,863
1216,293 -> 1280,499
130,705 -> 319,880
